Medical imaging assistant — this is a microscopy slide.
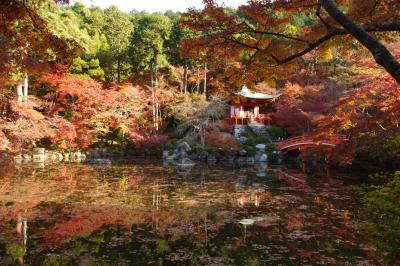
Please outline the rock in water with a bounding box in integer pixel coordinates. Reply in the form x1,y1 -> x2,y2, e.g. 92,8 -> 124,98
176,141 -> 190,152
239,149 -> 247,156
164,141 -> 195,167
22,154 -> 32,160
33,148 -> 45,154
176,158 -> 195,167
86,159 -> 112,165
207,154 -> 217,162
32,153 -> 45,162
255,144 -> 266,152
255,152 -> 268,162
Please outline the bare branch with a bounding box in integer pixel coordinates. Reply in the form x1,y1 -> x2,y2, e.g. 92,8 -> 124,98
241,21 -> 309,43
223,37 -> 260,50
271,22 -> 400,65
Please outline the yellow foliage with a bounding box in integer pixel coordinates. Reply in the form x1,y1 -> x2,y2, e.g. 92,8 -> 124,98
283,24 -> 298,36
119,123 -> 128,135
321,47 -> 334,62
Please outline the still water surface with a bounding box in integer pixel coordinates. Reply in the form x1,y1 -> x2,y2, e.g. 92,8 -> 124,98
0,160 -> 378,265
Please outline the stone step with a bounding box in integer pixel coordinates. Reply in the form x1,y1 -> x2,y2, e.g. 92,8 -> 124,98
248,124 -> 272,139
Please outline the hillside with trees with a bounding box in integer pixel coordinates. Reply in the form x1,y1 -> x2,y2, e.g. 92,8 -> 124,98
0,0 -> 399,164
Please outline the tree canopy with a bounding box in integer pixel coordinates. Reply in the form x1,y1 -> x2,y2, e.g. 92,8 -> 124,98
130,14 -> 172,72
180,0 -> 400,84
0,0 -> 75,86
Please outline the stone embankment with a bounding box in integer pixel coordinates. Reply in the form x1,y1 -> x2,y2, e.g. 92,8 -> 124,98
164,142 -> 280,166
14,148 -> 87,164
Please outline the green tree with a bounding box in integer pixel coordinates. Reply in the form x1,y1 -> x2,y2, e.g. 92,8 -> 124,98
129,13 -> 172,130
42,2 -> 108,80
130,14 -> 172,73
104,6 -> 134,83
164,11 -> 198,93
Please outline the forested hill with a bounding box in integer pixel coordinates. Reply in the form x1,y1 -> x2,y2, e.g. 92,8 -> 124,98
41,2 -> 184,83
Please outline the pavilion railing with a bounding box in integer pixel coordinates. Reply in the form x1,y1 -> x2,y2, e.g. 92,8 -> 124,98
224,113 -> 272,125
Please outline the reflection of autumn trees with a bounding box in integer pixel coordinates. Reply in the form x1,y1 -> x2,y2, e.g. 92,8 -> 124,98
0,163 -> 378,264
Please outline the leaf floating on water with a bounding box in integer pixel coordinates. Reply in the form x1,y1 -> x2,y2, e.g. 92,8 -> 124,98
239,215 -> 279,226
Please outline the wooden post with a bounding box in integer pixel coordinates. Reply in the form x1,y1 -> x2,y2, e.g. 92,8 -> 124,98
254,106 -> 259,117
230,106 -> 235,118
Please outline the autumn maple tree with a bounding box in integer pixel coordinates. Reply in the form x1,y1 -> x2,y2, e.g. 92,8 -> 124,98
180,0 -> 400,84
0,0 -> 75,88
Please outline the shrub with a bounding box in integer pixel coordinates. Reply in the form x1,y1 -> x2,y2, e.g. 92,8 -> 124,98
352,134 -> 400,172
205,147 -> 219,155
266,143 -> 278,152
0,99 -> 78,151
165,138 -> 179,151
243,144 -> 257,156
253,136 -> 271,144
266,126 -> 284,138
61,111 -> 74,121
204,127 -> 239,151
244,137 -> 256,147
268,151 -> 279,162
359,172 -> 400,264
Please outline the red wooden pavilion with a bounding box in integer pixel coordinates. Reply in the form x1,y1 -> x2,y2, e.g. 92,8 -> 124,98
224,86 -> 281,126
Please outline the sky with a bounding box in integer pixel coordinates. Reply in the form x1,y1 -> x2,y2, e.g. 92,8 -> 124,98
73,0 -> 247,13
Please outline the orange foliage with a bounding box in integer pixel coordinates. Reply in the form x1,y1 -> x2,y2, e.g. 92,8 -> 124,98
272,82 -> 331,135
38,74 -> 166,149
0,98 -> 77,151
204,123 -> 239,150
180,0 -> 400,87
0,0 -> 74,89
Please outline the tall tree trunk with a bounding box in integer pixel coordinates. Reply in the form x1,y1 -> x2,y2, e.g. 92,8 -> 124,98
117,55 -> 121,83
17,83 -> 23,103
23,73 -> 28,102
203,63 -> 207,96
154,61 -> 159,131
196,67 -> 200,93
320,0 -> 400,83
183,64 -> 188,94
151,62 -> 156,131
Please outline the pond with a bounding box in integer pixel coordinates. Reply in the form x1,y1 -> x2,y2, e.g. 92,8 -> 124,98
0,160 -> 379,265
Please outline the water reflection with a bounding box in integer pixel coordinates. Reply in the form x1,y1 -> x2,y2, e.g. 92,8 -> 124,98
0,160 -> 378,265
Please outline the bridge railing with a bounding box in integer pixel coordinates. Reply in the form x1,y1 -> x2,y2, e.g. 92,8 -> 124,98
277,136 -> 313,149
277,135 -> 347,150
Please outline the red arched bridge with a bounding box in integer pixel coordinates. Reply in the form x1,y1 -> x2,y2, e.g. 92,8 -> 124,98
277,135 -> 347,152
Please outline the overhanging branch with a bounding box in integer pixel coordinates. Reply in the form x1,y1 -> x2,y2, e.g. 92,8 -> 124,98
241,21 -> 309,43
272,22 -> 400,65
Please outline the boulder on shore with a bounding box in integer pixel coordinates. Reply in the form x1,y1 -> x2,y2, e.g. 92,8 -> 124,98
163,141 -> 195,166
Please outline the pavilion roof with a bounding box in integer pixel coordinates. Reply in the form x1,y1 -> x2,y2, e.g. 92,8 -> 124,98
235,86 -> 282,100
